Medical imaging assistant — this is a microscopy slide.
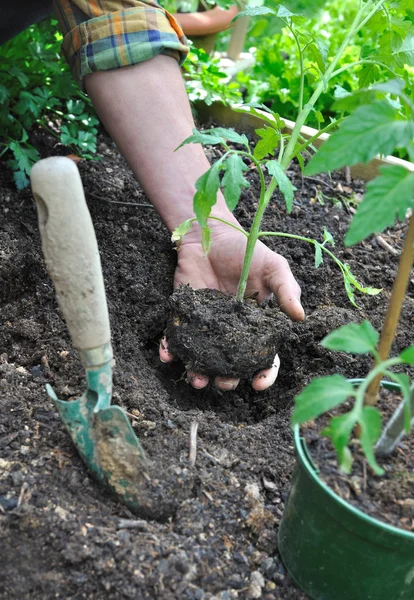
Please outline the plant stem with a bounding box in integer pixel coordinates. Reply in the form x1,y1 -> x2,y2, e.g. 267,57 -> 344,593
236,178 -> 267,301
354,356 -> 401,414
365,211 -> 414,405
208,216 -> 248,237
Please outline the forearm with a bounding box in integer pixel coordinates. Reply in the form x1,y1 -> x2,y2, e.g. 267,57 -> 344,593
174,5 -> 239,36
85,55 -> 236,232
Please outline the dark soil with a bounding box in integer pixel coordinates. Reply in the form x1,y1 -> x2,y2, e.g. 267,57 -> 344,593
305,388 -> 414,532
166,287 -> 290,377
0,119 -> 413,600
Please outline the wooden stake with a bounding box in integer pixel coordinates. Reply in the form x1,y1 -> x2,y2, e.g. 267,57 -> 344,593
365,212 -> 414,406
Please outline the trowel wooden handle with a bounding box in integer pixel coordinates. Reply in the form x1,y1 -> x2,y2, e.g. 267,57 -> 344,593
31,157 -> 110,350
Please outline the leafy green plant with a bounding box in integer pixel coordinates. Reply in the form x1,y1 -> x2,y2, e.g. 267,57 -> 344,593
291,47 -> 414,475
0,19 -> 99,189
173,125 -> 379,305
182,43 -> 242,105
292,321 -> 414,474
174,1 -> 410,303
235,0 -> 414,132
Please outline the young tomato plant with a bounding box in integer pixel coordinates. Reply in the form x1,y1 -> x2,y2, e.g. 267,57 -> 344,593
292,69 -> 414,474
173,125 -> 379,305
174,1 -> 409,304
292,321 -> 414,474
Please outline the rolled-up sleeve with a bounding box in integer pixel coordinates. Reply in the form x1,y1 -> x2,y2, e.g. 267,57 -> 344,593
52,0 -> 189,85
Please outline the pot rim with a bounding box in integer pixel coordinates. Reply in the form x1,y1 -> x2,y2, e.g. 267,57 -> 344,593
294,378 -> 414,541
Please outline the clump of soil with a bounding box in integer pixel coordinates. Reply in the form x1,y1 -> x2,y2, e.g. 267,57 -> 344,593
166,286 -> 291,377
304,388 -> 414,532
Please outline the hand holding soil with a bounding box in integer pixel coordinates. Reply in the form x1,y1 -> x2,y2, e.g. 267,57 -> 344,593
159,220 -> 304,391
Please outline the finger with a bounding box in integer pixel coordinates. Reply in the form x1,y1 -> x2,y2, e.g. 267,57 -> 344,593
159,337 -> 175,363
214,376 -> 240,391
187,370 -> 209,389
252,354 -> 281,391
267,258 -> 305,321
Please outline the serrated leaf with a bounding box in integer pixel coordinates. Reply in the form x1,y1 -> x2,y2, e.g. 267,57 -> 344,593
265,160 -> 295,213
222,154 -> 250,211
171,218 -> 195,245
391,33 -> 414,67
13,169 -> 29,190
359,406 -> 384,475
314,241 -> 323,268
292,375 -> 355,426
176,129 -> 225,151
345,165 -> 414,245
341,264 -> 382,296
9,141 -> 40,177
254,126 -> 279,160
371,78 -> 406,96
233,6 -> 277,21
305,102 -> 414,175
400,345 -> 414,365
193,161 -> 222,227
321,320 -> 379,355
208,127 -> 249,148
323,227 -> 335,246
322,411 -> 357,474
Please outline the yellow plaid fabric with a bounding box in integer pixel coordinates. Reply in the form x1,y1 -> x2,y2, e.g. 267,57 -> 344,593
53,0 -> 189,85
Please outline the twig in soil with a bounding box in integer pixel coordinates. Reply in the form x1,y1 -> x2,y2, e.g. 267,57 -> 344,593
17,482 -> 30,509
189,421 -> 199,467
88,192 -> 154,208
304,176 -> 337,192
375,235 -> 399,256
345,166 -> 352,184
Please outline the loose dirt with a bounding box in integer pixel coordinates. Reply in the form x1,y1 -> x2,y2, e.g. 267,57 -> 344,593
0,122 -> 412,599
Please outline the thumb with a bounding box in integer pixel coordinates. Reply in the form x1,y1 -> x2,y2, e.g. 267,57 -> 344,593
267,261 -> 305,322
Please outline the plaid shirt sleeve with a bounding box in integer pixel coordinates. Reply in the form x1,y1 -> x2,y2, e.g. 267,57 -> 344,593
52,0 -> 189,85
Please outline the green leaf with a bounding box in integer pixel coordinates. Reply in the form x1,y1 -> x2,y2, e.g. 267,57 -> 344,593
265,160 -> 295,213
0,84 -> 10,103
176,129 -> 225,151
391,33 -> 414,67
321,320 -> 379,355
400,345 -> 414,365
8,141 -> 40,177
314,241 -> 323,268
323,227 -> 335,246
208,128 -> 249,148
341,264 -> 382,297
292,375 -> 355,426
322,411 -> 358,474
254,126 -> 280,160
345,166 -> 414,246
171,218 -> 195,245
222,154 -> 250,212
233,6 -> 276,21
305,102 -> 414,175
371,78 -> 406,96
359,406 -> 384,475
193,161 -> 222,227
13,169 -> 29,190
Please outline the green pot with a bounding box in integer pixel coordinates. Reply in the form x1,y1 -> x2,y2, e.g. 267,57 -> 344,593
278,380 -> 414,600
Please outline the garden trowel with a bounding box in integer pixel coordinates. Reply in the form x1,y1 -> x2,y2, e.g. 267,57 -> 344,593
30,157 -> 167,517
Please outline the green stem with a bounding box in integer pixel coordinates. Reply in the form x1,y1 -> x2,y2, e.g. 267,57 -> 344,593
208,216 -> 248,237
331,59 -> 399,79
353,357 -> 401,414
290,118 -> 343,161
236,194 -> 267,302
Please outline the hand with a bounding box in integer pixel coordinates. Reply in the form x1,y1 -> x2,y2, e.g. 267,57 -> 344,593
160,219 -> 304,391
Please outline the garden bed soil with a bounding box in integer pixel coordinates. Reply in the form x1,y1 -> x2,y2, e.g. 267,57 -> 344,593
0,124 -> 413,600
